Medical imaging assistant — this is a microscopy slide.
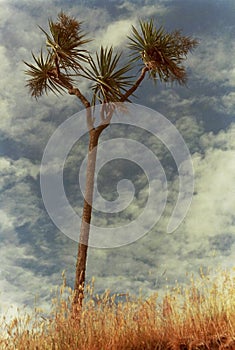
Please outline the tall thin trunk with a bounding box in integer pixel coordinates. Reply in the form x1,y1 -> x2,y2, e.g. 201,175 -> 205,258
71,68 -> 149,309
73,123 -> 108,307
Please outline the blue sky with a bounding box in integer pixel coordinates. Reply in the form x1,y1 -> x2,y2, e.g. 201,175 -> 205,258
0,0 -> 235,316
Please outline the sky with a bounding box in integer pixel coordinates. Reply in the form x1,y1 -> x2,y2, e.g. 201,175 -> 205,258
0,0 -> 235,317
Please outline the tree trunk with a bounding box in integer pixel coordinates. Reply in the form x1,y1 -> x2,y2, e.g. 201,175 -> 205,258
73,124 -> 107,307
71,69 -> 149,310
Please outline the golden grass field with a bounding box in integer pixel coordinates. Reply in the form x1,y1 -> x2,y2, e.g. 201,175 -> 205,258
0,268 -> 234,350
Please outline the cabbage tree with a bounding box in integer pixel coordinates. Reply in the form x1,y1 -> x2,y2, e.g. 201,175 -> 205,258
24,12 -> 198,308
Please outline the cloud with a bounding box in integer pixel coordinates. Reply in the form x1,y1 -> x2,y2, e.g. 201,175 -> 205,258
176,125 -> 235,265
117,0 -> 168,17
83,123 -> 235,295
89,0 -> 169,49
221,92 -> 235,116
0,157 -> 39,182
97,19 -> 133,47
188,33 -> 235,88
190,150 -> 235,239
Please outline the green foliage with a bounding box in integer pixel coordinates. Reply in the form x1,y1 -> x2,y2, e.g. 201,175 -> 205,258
39,11 -> 91,71
24,50 -> 73,98
128,19 -> 198,83
24,13 -> 198,100
24,12 -> 90,98
80,46 -> 133,104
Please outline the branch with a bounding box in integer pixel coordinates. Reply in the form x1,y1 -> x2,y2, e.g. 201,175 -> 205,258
51,63 -> 91,110
52,63 -> 93,129
120,66 -> 149,102
69,87 -> 93,130
51,71 -> 94,129
68,87 -> 90,110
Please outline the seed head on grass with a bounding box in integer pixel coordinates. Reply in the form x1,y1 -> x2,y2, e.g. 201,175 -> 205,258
0,268 -> 234,349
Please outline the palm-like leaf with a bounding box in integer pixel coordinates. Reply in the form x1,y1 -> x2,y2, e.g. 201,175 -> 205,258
39,12 -> 91,71
128,19 -> 198,84
81,46 -> 133,104
24,50 -> 73,97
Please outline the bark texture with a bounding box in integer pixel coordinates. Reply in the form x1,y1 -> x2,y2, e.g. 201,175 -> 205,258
73,124 -> 108,307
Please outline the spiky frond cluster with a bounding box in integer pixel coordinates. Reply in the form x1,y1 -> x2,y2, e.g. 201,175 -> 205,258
128,19 -> 198,84
24,51 -> 73,98
24,12 -> 90,98
40,12 -> 91,71
24,13 -> 198,101
81,46 -> 133,104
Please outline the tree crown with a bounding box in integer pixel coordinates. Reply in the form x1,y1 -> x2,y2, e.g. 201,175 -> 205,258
24,12 -> 198,103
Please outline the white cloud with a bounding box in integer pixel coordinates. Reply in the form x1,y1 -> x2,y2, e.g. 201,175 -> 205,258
182,125 -> 235,249
0,157 -> 39,184
188,35 -> 235,87
0,209 -> 14,231
86,124 -> 235,294
92,1 -> 168,49
117,0 -> 168,18
221,92 -> 235,116
98,19 -> 133,47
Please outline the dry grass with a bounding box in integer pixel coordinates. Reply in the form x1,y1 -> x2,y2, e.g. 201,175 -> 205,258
0,268 -> 234,350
